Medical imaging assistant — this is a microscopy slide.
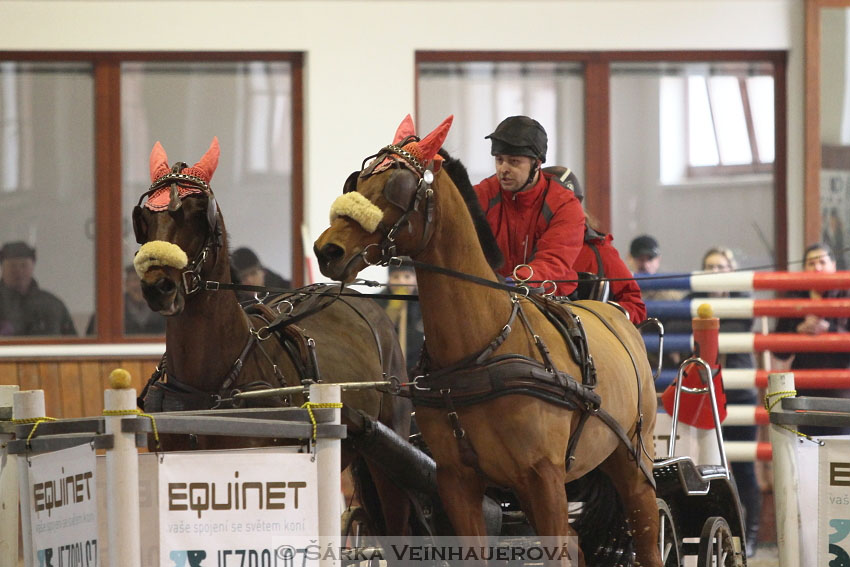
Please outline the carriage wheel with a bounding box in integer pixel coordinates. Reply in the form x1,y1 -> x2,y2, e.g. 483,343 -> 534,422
657,498 -> 682,567
697,516 -> 742,567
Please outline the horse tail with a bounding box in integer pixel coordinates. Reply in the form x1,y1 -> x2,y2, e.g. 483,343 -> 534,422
567,467 -> 635,567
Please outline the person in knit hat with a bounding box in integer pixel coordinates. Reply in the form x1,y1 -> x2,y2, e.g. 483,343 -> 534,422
0,241 -> 76,336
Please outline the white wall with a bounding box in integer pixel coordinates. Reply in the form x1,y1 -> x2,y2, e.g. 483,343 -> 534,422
0,0 -> 806,269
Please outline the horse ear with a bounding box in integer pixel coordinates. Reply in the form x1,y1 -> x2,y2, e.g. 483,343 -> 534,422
192,137 -> 221,181
149,141 -> 170,182
392,114 -> 417,144
416,115 -> 453,163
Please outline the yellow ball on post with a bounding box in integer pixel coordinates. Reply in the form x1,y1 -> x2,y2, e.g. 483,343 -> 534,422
697,303 -> 714,319
109,368 -> 133,390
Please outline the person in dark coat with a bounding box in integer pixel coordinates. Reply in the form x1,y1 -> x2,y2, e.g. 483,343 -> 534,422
773,242 -> 850,436
230,247 -> 291,303
0,241 -> 76,337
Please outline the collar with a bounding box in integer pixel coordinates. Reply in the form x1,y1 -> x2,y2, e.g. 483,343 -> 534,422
501,171 -> 548,205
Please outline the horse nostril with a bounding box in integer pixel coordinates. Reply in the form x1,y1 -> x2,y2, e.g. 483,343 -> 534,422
154,277 -> 177,295
316,243 -> 344,264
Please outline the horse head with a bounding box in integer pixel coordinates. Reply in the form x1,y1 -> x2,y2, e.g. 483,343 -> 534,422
132,137 -> 224,315
314,115 -> 453,281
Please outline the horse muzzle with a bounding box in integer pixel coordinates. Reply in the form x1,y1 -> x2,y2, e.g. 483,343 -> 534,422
313,232 -> 368,283
141,269 -> 185,316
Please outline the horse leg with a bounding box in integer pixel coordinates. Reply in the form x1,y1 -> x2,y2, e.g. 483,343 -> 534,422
363,461 -> 411,535
600,446 -> 662,567
436,466 -> 487,538
512,458 -> 584,566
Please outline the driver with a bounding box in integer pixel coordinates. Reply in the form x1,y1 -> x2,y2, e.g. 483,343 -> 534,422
474,116 -> 585,296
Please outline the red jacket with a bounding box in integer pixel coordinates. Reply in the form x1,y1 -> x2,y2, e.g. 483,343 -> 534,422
574,231 -> 647,324
475,172 -> 585,295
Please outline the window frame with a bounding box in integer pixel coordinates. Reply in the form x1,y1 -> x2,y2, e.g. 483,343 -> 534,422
0,51 -> 304,345
416,50 -> 787,268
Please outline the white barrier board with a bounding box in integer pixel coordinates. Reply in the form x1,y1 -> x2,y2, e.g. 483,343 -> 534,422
158,449 -> 318,567
25,443 -> 99,567
819,438 -> 850,565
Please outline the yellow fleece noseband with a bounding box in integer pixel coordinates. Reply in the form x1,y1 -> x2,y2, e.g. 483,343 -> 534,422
329,192 -> 383,233
134,241 -> 189,278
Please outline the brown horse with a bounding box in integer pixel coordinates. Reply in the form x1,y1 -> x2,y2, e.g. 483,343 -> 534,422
314,116 -> 662,566
132,138 -> 411,536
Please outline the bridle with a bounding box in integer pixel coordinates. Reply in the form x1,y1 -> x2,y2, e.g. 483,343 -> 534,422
349,139 -> 438,266
132,164 -> 223,295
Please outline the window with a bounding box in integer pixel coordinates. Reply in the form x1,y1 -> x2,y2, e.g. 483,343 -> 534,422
0,53 -> 302,343
662,63 -> 774,179
419,52 -> 786,272
0,61 -> 95,338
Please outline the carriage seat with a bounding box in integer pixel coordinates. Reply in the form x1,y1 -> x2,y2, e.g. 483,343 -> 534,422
573,271 -> 610,302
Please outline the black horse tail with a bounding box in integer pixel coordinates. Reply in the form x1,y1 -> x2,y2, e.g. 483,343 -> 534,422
567,467 -> 635,567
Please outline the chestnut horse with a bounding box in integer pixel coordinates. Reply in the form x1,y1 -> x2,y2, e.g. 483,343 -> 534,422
133,138 -> 411,536
314,116 -> 661,566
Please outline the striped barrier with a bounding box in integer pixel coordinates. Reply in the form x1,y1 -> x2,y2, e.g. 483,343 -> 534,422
644,331 -> 850,354
645,297 -> 850,319
657,368 -> 850,390
635,270 -> 850,292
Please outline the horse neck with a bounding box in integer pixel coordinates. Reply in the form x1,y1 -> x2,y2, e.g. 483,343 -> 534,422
414,179 -> 515,368
164,246 -> 250,389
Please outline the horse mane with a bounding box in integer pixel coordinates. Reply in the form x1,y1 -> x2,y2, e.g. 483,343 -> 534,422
438,149 -> 504,271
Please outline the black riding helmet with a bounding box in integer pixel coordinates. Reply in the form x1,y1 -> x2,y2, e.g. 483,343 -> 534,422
542,166 -> 583,203
485,116 -> 548,162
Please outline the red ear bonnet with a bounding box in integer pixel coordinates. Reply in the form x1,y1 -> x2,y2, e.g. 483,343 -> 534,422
411,115 -> 452,165
372,115 -> 453,175
393,114 -> 417,145
144,137 -> 219,211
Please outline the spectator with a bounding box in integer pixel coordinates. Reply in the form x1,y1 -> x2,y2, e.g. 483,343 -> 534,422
628,234 -> 685,369
629,234 -> 663,279
0,241 -> 76,336
86,265 -> 166,335
376,261 -> 424,375
543,165 -> 646,323
474,116 -> 585,296
692,246 -> 761,557
230,247 -> 291,303
773,242 -> 850,436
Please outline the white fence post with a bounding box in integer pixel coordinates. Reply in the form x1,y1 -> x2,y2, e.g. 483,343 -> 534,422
13,389 -> 45,567
767,371 -> 802,567
103,371 -> 141,567
310,383 -> 341,567
0,385 -> 19,567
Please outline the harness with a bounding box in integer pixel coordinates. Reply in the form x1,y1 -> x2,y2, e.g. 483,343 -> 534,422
351,145 -> 655,487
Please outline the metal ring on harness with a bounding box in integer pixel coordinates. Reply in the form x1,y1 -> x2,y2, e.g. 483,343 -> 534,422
512,263 -> 534,284
541,280 -> 557,297
275,300 -> 295,316
251,326 -> 273,341
360,243 -> 382,266
253,291 -> 270,303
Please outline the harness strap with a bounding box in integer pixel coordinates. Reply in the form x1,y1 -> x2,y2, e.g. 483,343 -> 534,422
441,389 -> 484,475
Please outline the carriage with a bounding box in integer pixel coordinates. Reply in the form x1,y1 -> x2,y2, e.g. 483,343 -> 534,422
133,129 -> 747,566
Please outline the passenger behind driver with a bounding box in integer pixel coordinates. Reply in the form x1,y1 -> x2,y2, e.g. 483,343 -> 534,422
543,166 -> 646,324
